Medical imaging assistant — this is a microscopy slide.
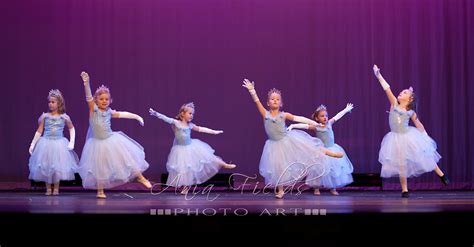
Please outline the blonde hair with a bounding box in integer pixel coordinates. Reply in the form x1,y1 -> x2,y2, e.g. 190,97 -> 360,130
48,89 -> 66,114
175,102 -> 195,120
93,85 -> 113,104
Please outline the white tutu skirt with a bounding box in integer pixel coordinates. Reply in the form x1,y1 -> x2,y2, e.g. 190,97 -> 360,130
259,130 -> 329,186
306,144 -> 353,188
78,131 -> 149,189
379,127 -> 441,178
166,139 -> 222,187
28,137 -> 78,184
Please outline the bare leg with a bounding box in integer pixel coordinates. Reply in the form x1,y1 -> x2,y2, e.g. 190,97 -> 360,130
97,183 -> 106,199
136,173 -> 152,189
52,183 -> 59,195
313,188 -> 321,196
434,165 -> 444,177
329,188 -> 339,196
323,149 -> 343,158
180,186 -> 190,195
275,186 -> 284,199
217,160 -> 236,169
45,183 -> 52,196
400,176 -> 408,192
400,176 -> 409,198
434,165 -> 450,185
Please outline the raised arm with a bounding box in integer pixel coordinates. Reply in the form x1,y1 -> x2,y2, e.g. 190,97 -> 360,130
80,71 -> 95,113
373,65 -> 397,106
329,103 -> 354,125
29,114 -> 45,155
112,111 -> 144,126
149,108 -> 177,125
191,125 -> 224,135
410,112 -> 427,135
242,78 -> 266,118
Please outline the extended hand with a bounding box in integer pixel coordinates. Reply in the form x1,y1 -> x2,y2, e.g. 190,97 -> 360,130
80,71 -> 90,83
373,65 -> 381,77
345,103 -> 354,112
242,78 -> 255,91
137,116 -> 144,126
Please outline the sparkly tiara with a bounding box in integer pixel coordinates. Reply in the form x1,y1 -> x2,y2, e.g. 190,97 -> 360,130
182,102 -> 195,110
408,86 -> 414,93
95,84 -> 110,94
316,104 -> 327,112
48,89 -> 62,98
267,88 -> 282,97
176,102 -> 195,119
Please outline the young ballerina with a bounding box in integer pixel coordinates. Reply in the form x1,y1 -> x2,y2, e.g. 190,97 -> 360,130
373,65 -> 449,198
149,103 -> 236,194
78,71 -> 152,199
287,103 -> 355,196
28,89 -> 79,195
242,78 -> 343,199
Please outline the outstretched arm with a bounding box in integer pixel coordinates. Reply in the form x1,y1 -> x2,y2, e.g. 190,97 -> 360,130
80,71 -> 95,113
373,65 -> 397,106
149,108 -> 177,125
29,114 -> 45,155
242,78 -> 266,118
112,111 -> 144,126
285,112 -> 322,126
286,123 -> 317,131
329,103 -> 354,125
192,125 -> 224,135
411,112 -> 427,135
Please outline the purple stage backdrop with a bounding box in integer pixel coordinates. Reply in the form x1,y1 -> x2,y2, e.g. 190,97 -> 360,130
1,0 -> 473,189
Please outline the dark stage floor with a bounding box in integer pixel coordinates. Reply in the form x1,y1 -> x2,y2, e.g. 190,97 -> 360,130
1,190 -> 473,245
1,190 -> 473,215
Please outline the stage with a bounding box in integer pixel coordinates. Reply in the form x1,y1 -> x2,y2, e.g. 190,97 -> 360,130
1,190 -> 473,245
2,0 -> 474,245
1,190 -> 473,215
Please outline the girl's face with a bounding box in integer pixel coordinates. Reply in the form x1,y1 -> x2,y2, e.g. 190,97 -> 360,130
181,107 -> 194,122
96,93 -> 110,110
397,89 -> 413,104
48,97 -> 59,113
315,110 -> 329,125
267,93 -> 282,110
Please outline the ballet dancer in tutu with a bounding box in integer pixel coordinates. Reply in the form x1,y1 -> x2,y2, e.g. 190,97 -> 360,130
149,103 -> 236,194
373,65 -> 449,198
287,103 -> 354,195
242,78 -> 343,199
28,89 -> 79,195
78,71 -> 151,199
